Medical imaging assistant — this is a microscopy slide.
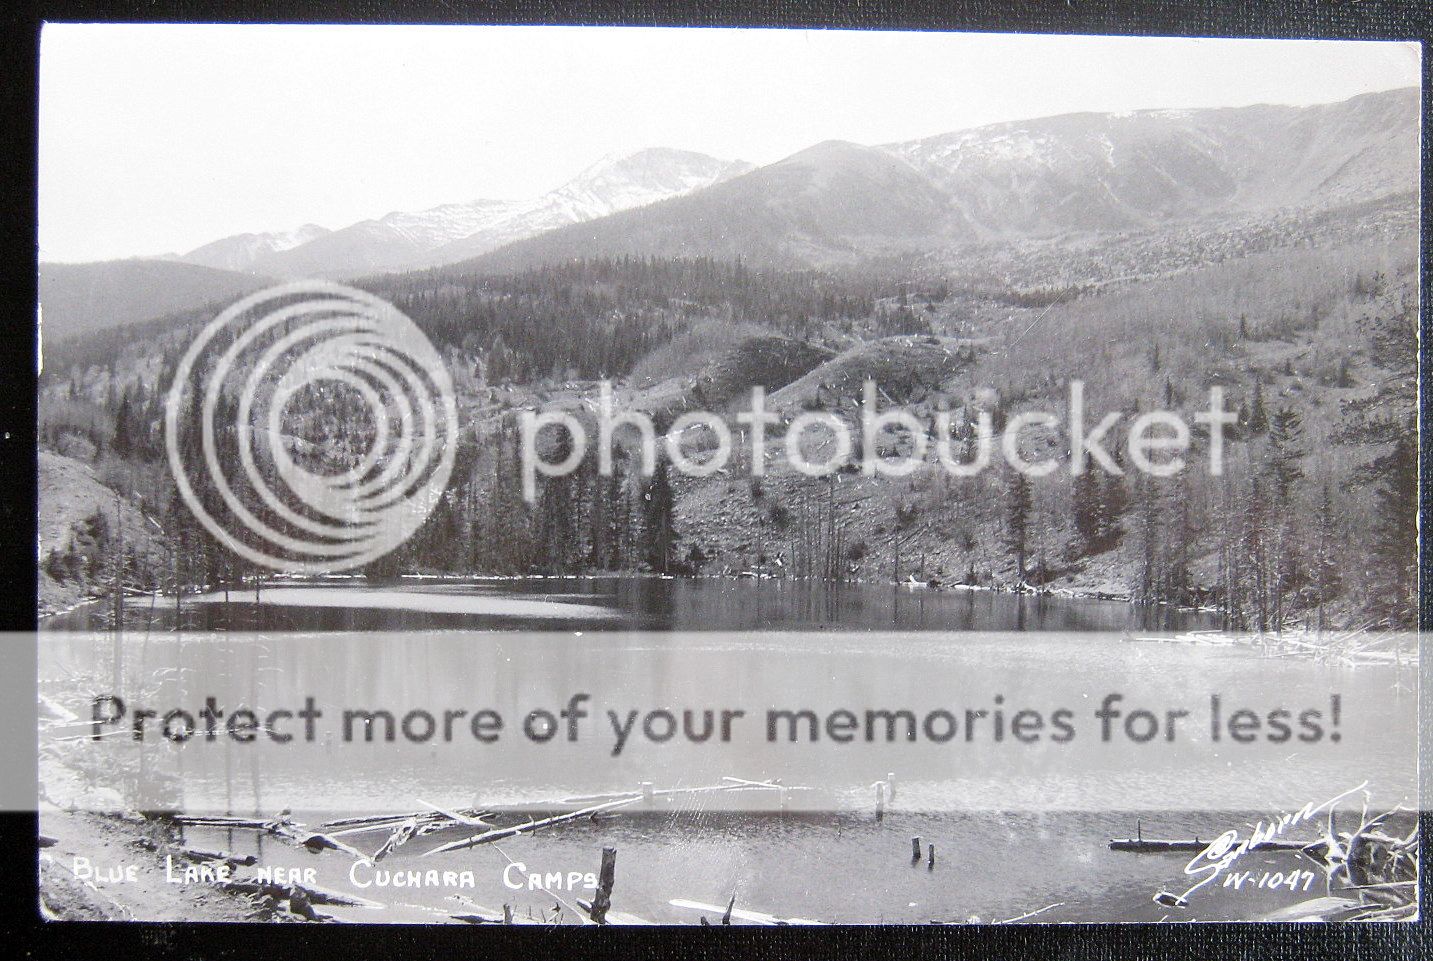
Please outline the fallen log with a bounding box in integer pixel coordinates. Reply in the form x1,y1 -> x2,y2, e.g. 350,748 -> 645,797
174,815 -> 274,829
179,846 -> 256,865
1109,837 -> 1208,853
560,783 -> 783,805
131,837 -> 257,866
1111,836 -> 1323,853
450,904 -> 547,924
371,819 -> 418,863
997,901 -> 1064,924
422,797 -> 640,857
296,831 -> 370,860
452,912 -> 517,924
220,877 -> 383,909
415,799 -> 492,827
321,805 -> 491,833
176,813 -> 368,859
668,898 -> 827,925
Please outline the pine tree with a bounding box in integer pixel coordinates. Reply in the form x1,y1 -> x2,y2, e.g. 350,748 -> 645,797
1247,378 -> 1268,434
537,461 -> 576,574
1071,468 -> 1102,556
1004,470 -> 1032,584
1134,476 -> 1160,604
1263,405 -> 1306,630
1163,476 -> 1196,608
1242,475 -> 1270,633
1311,483 -> 1341,633
1096,445 -> 1129,550
1266,406 -> 1304,504
1370,432 -> 1417,628
486,423 -> 533,572
112,389 -> 134,456
641,458 -> 677,574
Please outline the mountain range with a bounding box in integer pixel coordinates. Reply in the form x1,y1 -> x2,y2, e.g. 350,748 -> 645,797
39,87 -> 1417,341
468,88 -> 1417,273
177,148 -> 754,277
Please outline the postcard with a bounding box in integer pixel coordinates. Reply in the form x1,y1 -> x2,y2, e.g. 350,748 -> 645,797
33,24 -> 1420,926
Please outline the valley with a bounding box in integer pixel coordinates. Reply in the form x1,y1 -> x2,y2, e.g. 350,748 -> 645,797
36,88 -> 1419,632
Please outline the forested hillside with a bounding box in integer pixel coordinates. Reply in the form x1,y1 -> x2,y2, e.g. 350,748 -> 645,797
38,222 -> 1417,630
36,90 -> 1419,630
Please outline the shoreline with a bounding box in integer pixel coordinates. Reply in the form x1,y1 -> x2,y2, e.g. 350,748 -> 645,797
38,803 -> 275,922
41,570 -> 1220,626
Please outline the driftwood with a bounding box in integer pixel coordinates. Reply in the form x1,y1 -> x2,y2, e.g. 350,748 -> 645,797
997,901 -> 1065,923
181,846 -> 257,866
450,902 -> 548,925
669,897 -> 827,925
371,818 -> 419,863
587,846 -> 617,924
322,804 -> 492,836
363,798 -> 510,866
422,797 -> 641,857
221,877 -> 382,909
453,911 -> 542,925
297,831 -> 370,859
132,837 -> 257,866
174,815 -> 274,829
560,776 -> 799,805
175,813 -> 369,860
1111,836 -> 1323,854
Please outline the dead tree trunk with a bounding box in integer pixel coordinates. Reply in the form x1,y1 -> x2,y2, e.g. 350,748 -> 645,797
589,846 -> 617,924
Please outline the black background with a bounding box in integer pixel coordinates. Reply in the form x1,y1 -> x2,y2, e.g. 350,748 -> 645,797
1,2 -> 1428,958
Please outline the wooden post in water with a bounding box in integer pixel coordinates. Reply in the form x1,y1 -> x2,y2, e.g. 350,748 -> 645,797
502,904 -> 513,925
589,846 -> 617,924
640,781 -> 654,806
911,836 -> 922,862
875,781 -> 886,820
927,843 -> 935,870
886,772 -> 897,803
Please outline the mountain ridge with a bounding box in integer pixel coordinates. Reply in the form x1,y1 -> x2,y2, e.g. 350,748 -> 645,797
456,87 -> 1417,274
178,147 -> 754,278
39,88 -> 1417,342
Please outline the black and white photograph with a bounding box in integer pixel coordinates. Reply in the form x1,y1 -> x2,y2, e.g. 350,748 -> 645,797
28,23 -> 1422,928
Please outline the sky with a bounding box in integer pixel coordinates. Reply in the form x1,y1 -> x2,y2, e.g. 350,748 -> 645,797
39,24 -> 1421,263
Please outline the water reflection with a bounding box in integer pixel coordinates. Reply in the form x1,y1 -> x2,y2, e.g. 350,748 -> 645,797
49,577 -> 1220,634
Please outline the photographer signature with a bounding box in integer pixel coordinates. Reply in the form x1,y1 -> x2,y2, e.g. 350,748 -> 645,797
1156,780 -> 1368,907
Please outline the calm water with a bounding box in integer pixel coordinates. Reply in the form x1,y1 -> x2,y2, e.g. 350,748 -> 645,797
41,579 -> 1413,923
50,575 -> 1220,633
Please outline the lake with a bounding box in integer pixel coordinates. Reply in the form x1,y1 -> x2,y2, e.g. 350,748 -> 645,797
39,578 -> 1414,923
48,574 -> 1221,633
